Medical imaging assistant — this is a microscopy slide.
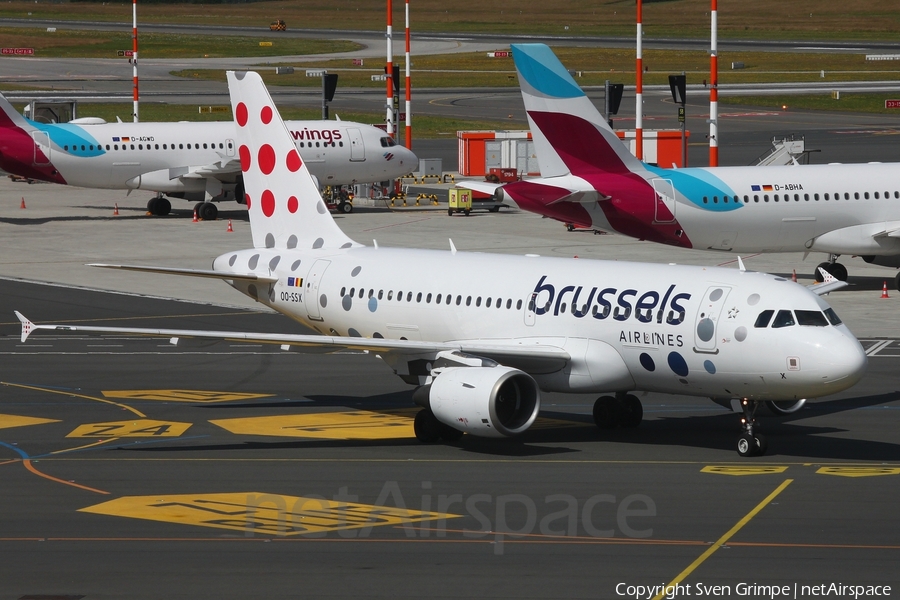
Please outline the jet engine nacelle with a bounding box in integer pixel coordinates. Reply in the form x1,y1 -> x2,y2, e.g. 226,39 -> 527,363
426,366 -> 541,438
765,399 -> 807,415
862,254 -> 900,269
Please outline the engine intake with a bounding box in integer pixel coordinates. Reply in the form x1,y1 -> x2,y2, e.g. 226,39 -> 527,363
425,366 -> 541,438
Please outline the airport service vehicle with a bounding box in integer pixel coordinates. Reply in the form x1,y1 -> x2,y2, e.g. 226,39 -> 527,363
16,72 -> 868,457
0,92 -> 416,220
484,44 -> 900,289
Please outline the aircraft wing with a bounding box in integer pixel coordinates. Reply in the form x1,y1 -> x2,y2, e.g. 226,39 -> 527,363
14,312 -> 571,370
88,263 -> 278,283
179,156 -> 241,179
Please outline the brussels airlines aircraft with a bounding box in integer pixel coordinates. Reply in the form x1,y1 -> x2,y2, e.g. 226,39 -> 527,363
16,71 -> 867,457
488,44 -> 900,288
0,91 -> 416,220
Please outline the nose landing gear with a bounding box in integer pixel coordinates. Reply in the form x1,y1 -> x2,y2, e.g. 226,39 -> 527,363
736,398 -> 767,457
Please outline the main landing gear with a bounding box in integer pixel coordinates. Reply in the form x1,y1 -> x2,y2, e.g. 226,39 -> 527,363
146,195 -> 171,216
194,202 -> 218,221
736,398 -> 767,457
592,393 -> 643,429
413,409 -> 464,443
813,254 -> 847,282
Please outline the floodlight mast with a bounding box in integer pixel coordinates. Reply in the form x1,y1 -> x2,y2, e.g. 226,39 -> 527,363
132,0 -> 138,123
635,0 -> 643,160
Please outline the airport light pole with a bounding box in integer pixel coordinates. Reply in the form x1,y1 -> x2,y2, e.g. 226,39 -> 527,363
709,0 -> 719,166
635,0 -> 643,160
132,0 -> 139,122
405,0 -> 411,149
385,0 -> 394,138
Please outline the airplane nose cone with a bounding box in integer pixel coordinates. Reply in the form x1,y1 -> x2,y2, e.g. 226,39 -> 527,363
823,329 -> 867,390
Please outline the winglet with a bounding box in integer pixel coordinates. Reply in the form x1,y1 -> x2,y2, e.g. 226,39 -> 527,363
14,311 -> 34,343
737,256 -> 746,272
808,268 -> 848,296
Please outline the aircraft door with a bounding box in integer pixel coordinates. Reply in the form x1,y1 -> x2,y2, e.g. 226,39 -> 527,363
693,286 -> 732,353
305,259 -> 331,321
32,131 -> 51,165
652,178 -> 676,224
347,127 -> 365,162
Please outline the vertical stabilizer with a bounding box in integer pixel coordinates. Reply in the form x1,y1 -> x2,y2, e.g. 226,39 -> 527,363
225,71 -> 358,251
0,92 -> 36,132
512,44 -> 644,176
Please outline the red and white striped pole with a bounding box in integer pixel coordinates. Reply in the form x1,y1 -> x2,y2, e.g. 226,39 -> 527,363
132,0 -> 139,122
709,0 -> 719,166
404,0 -> 411,149
635,0 -> 643,161
386,0 -> 394,138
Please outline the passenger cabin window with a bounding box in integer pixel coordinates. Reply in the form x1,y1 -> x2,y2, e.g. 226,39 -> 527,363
772,309 -> 796,328
754,310 -> 774,328
795,310 -> 828,326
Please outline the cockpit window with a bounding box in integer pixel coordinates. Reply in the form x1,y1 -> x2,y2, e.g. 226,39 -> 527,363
795,310 -> 828,326
754,310 -> 774,328
823,307 -> 842,326
771,309 -> 796,328
380,136 -> 397,147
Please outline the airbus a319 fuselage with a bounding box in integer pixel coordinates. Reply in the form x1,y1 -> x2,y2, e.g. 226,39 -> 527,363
17,71 -> 867,457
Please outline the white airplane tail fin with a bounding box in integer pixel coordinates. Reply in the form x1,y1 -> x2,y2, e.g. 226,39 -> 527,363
511,44 -> 644,178
225,71 -> 358,251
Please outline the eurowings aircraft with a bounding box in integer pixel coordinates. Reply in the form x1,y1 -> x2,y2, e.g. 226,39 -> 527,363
16,71 -> 868,457
485,44 -> 900,289
0,91 -> 416,220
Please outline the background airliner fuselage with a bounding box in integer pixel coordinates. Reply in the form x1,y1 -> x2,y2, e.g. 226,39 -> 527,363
499,44 -> 900,288
0,94 -> 417,219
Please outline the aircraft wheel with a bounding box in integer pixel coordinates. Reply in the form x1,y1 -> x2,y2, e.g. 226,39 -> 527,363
147,198 -> 160,215
618,394 -> 643,428
439,424 -> 464,442
413,409 -> 442,443
895,272 -> 900,292
156,197 -> 171,216
199,202 -> 218,221
592,395 -> 619,429
830,262 -> 848,281
194,202 -> 205,217
754,434 -> 768,456
737,433 -> 758,457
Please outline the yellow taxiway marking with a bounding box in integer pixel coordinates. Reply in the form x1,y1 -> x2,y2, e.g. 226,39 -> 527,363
701,465 -> 789,476
211,410 -> 585,440
211,410 -> 417,440
1,381 -> 146,418
67,419 -> 191,438
817,466 -> 900,478
102,390 -> 273,403
652,479 -> 793,600
80,492 -> 461,536
0,413 -> 60,430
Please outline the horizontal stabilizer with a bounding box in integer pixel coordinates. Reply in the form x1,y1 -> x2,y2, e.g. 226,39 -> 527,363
88,263 -> 278,283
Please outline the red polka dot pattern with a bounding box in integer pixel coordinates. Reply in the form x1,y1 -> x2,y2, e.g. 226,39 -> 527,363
260,105 -> 273,124
239,145 -> 251,172
258,144 -> 276,175
287,196 -> 298,213
261,189 -> 275,217
245,194 -> 252,209
286,149 -> 302,172
235,102 -> 248,127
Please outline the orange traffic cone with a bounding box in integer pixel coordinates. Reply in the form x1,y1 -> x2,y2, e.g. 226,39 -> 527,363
791,269 -> 797,282
881,281 -> 890,299
20,197 -> 26,209
226,219 -> 234,233
113,203 -> 119,216
192,209 -> 199,223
